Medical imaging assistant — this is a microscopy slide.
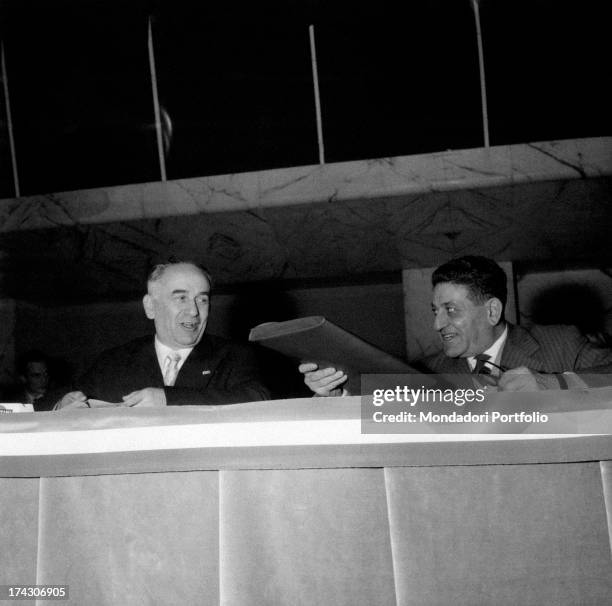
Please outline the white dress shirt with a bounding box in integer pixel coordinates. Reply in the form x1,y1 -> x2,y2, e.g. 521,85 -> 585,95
467,325 -> 508,375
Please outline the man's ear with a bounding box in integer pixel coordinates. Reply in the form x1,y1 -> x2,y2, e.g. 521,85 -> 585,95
486,297 -> 503,325
143,294 -> 155,319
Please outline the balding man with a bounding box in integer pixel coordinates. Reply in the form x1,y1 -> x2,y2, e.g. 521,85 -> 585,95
57,261 -> 270,408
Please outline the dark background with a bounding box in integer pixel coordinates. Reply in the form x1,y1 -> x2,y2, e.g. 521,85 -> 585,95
1,0 -> 609,198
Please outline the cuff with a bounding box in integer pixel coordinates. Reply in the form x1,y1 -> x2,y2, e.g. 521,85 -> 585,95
559,371 -> 588,390
555,373 -> 569,390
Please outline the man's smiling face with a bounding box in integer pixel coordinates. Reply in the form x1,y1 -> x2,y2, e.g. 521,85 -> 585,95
432,282 -> 499,358
143,263 -> 210,350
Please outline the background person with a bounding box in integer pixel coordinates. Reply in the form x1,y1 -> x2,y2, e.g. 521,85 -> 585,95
1,350 -> 64,411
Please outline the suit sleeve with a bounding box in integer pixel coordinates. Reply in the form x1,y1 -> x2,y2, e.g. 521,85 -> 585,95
572,334 -> 612,387
75,350 -> 126,403
164,341 -> 270,406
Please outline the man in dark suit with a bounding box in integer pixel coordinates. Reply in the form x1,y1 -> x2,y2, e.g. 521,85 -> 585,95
1,350 -> 61,411
56,262 -> 269,409
421,256 -> 612,390
300,256 -> 612,394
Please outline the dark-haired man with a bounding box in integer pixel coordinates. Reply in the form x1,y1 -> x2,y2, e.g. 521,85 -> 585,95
301,256 -> 612,394
2,350 -> 58,411
57,261 -> 270,408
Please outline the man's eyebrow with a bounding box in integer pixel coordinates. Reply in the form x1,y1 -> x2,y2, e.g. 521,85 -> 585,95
170,289 -> 210,296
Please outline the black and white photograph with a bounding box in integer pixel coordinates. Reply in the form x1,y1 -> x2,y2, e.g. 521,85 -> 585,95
1,0 -> 611,604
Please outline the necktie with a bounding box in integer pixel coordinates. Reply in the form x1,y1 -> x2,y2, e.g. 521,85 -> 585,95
472,353 -> 491,375
163,352 -> 182,386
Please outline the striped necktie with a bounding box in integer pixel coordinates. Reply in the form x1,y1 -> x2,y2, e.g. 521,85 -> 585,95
472,353 -> 491,375
163,352 -> 182,386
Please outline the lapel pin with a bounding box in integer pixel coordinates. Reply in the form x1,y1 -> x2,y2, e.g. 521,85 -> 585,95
202,370 -> 211,375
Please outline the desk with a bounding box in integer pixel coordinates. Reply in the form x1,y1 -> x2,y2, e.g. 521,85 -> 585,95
2,394 -> 612,605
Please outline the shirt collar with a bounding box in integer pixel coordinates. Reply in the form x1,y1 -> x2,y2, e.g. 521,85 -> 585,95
24,390 -> 41,403
467,324 -> 508,372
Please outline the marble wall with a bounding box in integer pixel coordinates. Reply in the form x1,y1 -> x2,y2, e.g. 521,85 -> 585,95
1,138 -> 609,231
0,137 -> 610,304
0,173 -> 610,304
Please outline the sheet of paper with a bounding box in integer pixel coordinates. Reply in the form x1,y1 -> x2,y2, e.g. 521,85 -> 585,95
87,399 -> 121,408
0,403 -> 34,413
249,316 -> 418,394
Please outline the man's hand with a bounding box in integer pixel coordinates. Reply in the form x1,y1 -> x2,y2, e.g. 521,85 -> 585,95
498,366 -> 560,391
55,391 -> 88,410
298,363 -> 348,396
121,387 -> 167,407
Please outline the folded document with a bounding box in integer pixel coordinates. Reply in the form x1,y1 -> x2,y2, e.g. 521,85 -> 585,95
249,316 -> 416,394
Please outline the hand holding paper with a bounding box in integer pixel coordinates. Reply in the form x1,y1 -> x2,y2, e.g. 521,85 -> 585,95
250,316 -> 413,395
122,387 -> 167,407
299,362 -> 348,396
55,391 -> 89,410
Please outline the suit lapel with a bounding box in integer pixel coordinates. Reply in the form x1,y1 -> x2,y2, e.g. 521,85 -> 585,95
175,335 -> 216,390
500,324 -> 545,372
437,356 -> 471,374
432,355 -> 474,388
135,337 -> 165,388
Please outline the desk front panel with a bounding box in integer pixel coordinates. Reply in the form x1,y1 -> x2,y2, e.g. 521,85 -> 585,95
2,397 -> 612,605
